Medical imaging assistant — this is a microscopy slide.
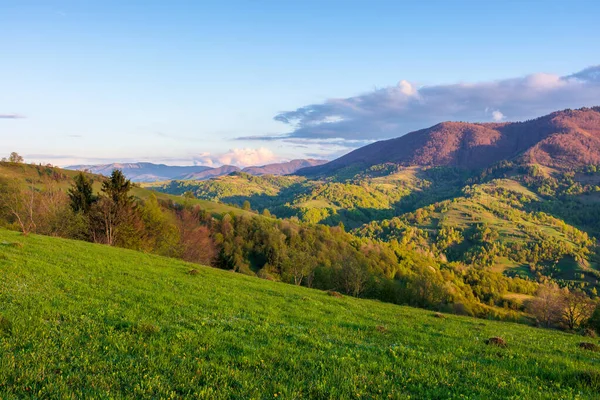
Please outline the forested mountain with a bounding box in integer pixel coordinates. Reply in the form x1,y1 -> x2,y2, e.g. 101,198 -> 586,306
298,107 -> 600,178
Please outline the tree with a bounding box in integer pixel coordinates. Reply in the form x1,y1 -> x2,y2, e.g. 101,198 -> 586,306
7,152 -> 24,163
176,207 -> 216,265
182,191 -> 196,208
68,172 -> 95,213
35,177 -> 82,238
91,170 -> 134,246
561,289 -> 595,330
140,193 -> 179,256
339,252 -> 369,297
0,178 -> 37,235
525,283 -> 563,328
101,170 -> 132,205
242,200 -> 251,211
281,248 -> 315,286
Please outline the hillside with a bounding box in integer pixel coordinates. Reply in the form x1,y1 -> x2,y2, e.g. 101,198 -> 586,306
242,159 -> 327,176
174,165 -> 241,181
356,178 -> 599,286
0,162 -> 250,217
148,166 -> 468,227
1,229 -> 599,398
299,107 -> 600,177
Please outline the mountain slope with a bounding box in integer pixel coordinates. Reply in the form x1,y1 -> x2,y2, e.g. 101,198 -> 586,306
1,229 -> 599,398
174,165 -> 241,180
242,159 -> 327,176
355,178 -> 597,283
299,107 -> 600,177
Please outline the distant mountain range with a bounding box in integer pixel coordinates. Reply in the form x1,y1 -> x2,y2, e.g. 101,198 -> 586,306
67,159 -> 328,182
298,107 -> 600,177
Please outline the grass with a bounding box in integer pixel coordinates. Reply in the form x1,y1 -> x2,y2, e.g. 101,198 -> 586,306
1,229 -> 600,399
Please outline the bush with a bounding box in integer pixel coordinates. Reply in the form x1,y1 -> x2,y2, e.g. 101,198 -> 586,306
484,337 -> 507,347
578,342 -> 599,352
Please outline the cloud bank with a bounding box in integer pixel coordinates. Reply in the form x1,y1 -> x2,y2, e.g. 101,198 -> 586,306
193,147 -> 280,167
259,65 -> 600,143
26,148 -> 281,168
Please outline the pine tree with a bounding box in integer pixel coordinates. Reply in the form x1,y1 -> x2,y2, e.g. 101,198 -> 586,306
93,170 -> 134,246
68,172 -> 95,213
101,169 -> 132,206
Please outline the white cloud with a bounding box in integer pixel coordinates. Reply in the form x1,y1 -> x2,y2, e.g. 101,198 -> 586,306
491,110 -> 505,122
193,147 -> 280,167
262,65 -> 600,143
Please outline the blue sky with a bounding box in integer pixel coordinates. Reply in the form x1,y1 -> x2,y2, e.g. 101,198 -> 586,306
1,0 -> 600,166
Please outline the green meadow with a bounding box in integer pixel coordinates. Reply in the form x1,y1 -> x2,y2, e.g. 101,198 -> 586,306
1,229 -> 599,399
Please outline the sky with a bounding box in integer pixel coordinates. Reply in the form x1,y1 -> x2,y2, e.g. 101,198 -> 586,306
1,0 -> 600,167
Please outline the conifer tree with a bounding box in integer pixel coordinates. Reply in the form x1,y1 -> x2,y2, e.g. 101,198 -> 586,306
68,172 -> 95,213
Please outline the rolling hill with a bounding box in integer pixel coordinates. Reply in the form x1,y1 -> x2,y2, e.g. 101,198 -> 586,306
1,229 -> 599,398
298,107 -> 600,177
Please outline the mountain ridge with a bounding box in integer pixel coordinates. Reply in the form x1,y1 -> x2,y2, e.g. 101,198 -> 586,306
68,158 -> 328,182
298,107 -> 600,177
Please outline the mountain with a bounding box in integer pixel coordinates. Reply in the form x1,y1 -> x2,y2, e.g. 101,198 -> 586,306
68,159 -> 328,182
298,107 -> 600,177
242,159 -> 328,176
67,162 -> 213,182
174,165 -> 241,180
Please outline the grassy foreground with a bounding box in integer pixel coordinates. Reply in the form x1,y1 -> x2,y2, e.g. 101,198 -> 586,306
0,229 -> 599,399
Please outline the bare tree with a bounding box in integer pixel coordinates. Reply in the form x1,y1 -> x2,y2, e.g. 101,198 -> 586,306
525,283 -> 564,328
0,179 -> 37,235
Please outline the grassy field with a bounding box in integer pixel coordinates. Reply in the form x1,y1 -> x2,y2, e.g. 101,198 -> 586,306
1,229 -> 600,399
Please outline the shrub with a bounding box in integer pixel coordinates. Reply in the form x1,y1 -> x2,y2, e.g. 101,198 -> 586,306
484,337 -> 507,347
581,328 -> 597,338
578,342 -> 599,352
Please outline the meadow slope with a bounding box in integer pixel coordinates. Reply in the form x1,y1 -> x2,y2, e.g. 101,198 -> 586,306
1,229 -> 599,399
